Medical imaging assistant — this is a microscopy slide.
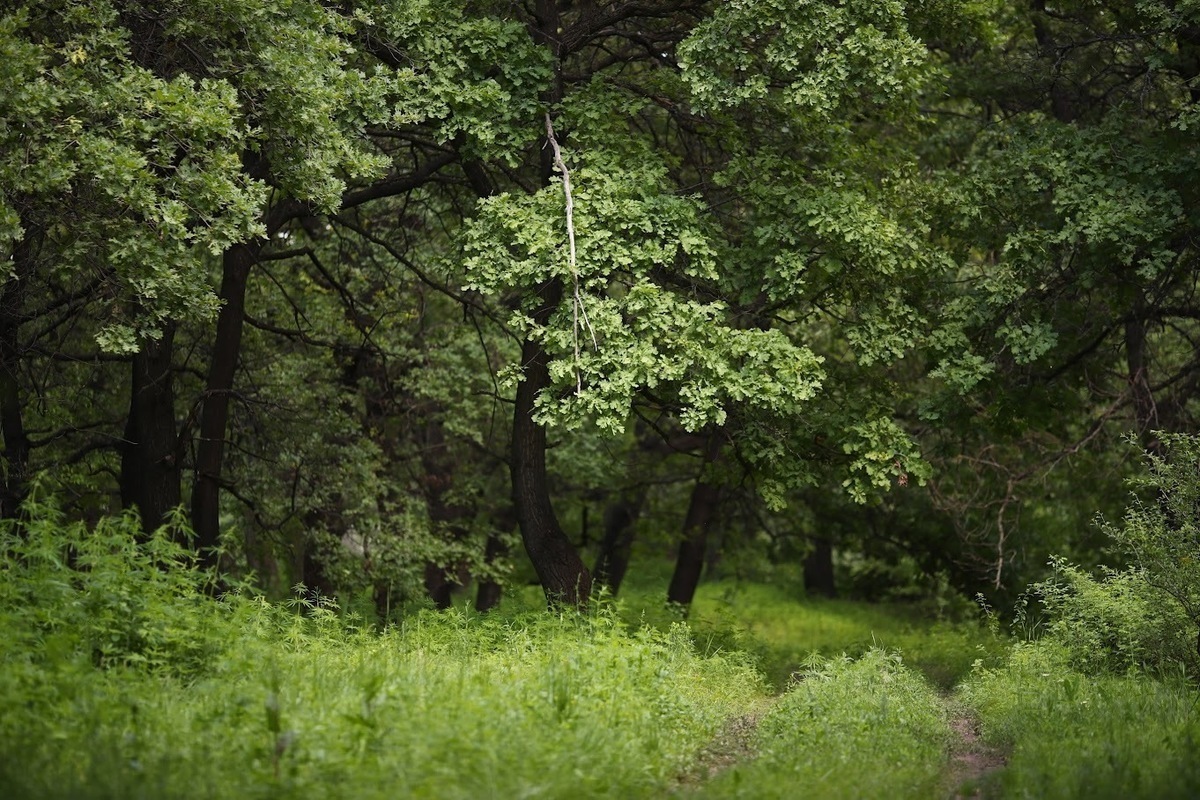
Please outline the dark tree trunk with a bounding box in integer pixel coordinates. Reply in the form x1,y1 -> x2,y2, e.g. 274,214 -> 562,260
419,412 -> 470,610
667,434 -> 723,608
1125,297 -> 1165,455
803,537 -> 837,599
299,535 -> 337,602
0,228 -> 35,519
511,284 -> 592,607
593,489 -> 645,596
120,324 -> 181,536
474,531 -> 507,612
1031,0 -> 1077,123
191,240 -> 258,568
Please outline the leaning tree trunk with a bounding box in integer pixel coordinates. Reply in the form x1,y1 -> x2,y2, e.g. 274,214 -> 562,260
511,283 -> 592,607
667,433 -> 723,609
191,240 -> 258,568
120,324 -> 181,536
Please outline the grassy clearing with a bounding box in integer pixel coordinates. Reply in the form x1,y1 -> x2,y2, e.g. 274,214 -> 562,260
958,642 -> 1200,800
684,580 -> 1005,690
696,650 -> 952,799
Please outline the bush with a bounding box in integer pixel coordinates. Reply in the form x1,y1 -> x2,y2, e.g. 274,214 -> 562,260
0,497 -> 227,677
1020,559 -> 1198,676
1105,432 -> 1200,660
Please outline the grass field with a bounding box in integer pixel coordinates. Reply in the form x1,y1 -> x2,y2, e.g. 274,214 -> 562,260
2,515 -> 1198,798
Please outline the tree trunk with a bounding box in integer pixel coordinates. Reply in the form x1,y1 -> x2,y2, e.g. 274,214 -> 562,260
0,228 -> 35,519
803,537 -> 837,599
593,489 -> 645,596
667,434 -> 723,608
511,284 -> 592,607
120,324 -> 181,536
474,532 -> 507,613
191,240 -> 258,567
419,412 -> 470,610
1125,297 -> 1164,455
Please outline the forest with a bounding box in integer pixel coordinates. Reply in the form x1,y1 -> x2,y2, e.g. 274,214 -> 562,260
2,0 -> 1200,797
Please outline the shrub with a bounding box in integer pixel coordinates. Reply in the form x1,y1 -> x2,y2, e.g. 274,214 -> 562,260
1104,432 -> 1200,660
1021,559 -> 1198,676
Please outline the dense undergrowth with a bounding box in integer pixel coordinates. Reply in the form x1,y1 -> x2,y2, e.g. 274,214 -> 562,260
4,493 -> 1200,799
960,642 -> 1200,799
0,504 -> 765,799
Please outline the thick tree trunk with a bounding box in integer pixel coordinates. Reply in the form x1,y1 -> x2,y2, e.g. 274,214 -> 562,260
120,324 -> 181,536
191,240 -> 258,567
667,434 -> 723,608
803,537 -> 837,599
511,284 -> 592,607
593,489 -> 645,596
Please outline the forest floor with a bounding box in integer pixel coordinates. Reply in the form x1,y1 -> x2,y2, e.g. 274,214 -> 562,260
675,702 -> 772,787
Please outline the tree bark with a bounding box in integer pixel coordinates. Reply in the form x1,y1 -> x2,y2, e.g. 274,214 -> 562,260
120,324 -> 181,536
474,508 -> 513,613
593,489 -> 646,596
1125,298 -> 1163,455
511,284 -> 592,607
803,537 -> 837,599
667,433 -> 723,608
0,227 -> 35,519
191,240 -> 258,567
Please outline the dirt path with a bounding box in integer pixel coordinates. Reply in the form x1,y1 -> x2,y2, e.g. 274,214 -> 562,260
940,702 -> 1007,799
674,699 -> 774,788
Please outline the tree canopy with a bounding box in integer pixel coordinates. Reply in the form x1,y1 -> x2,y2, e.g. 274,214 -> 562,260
3,0 -> 1198,610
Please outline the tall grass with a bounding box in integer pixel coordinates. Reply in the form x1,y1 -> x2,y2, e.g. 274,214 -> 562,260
0,504 -> 767,799
684,580 -> 1005,690
699,650 -> 952,799
959,642 -> 1200,799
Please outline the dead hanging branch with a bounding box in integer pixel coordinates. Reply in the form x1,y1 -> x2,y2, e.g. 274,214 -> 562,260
544,111 -> 596,392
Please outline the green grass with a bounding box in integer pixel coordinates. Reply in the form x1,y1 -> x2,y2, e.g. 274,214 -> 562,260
0,605 -> 768,799
684,580 -> 1005,690
958,641 -> 1200,799
697,649 -> 952,800
9,505 -> 1199,799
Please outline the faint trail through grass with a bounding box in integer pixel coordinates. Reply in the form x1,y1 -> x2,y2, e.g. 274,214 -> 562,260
939,697 -> 1006,799
674,699 -> 775,790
